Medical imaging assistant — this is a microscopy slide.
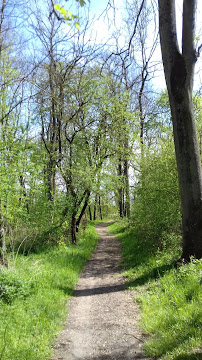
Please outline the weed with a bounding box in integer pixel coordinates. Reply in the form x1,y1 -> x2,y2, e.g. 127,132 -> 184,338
0,269 -> 31,304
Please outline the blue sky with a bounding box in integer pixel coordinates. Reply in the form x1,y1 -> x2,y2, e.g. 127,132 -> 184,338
83,0 -> 202,91
63,0 -> 202,91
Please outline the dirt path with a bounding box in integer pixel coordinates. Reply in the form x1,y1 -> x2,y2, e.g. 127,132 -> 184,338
52,222 -> 151,360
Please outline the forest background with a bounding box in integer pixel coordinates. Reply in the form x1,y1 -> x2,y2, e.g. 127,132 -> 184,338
1,0 -> 201,249
0,0 -> 202,359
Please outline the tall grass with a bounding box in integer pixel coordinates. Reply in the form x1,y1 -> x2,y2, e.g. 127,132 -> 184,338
0,224 -> 99,360
108,221 -> 202,360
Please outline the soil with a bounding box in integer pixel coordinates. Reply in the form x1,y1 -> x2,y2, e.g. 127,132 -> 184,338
52,222 -> 151,360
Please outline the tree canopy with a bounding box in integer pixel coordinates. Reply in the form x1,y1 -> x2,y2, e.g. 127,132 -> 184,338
0,0 -> 202,260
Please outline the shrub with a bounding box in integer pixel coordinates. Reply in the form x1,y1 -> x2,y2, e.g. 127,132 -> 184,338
131,140 -> 181,250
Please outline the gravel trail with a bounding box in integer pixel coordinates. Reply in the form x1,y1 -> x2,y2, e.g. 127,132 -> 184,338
52,222 -> 151,360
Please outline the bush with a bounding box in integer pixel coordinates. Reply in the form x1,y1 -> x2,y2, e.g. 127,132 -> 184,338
132,140 -> 181,250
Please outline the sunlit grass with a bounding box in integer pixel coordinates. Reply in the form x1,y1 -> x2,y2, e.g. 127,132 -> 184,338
0,224 -> 99,360
108,220 -> 202,360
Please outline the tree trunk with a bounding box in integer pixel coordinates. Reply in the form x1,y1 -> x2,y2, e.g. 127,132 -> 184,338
46,157 -> 56,201
0,202 -> 7,267
119,190 -> 124,217
71,212 -> 77,245
98,196 -> 103,220
0,231 -> 7,267
19,175 -> 29,213
93,194 -> 97,220
139,71 -> 147,146
124,159 -> 130,218
76,190 -> 90,230
89,206 -> 92,221
158,0 -> 202,260
118,161 -> 124,217
0,0 -> 6,59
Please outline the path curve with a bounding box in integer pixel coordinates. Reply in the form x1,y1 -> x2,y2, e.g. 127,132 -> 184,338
52,222 -> 151,360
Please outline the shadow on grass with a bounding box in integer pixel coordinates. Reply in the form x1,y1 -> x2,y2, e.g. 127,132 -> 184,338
108,223 -> 202,360
126,262 -> 175,287
57,285 -> 74,296
109,227 -> 178,288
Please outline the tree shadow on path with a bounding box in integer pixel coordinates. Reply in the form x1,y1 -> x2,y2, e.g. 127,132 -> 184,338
74,283 -> 126,297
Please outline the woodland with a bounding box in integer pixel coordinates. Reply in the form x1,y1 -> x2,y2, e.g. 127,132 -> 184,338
0,0 -> 202,359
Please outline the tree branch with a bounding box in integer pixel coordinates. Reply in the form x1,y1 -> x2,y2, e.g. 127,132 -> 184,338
128,0 -> 145,52
196,43 -> 202,59
101,0 -> 146,68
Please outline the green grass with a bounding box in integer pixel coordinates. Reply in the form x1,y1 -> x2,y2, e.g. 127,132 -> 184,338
107,220 -> 202,360
0,223 -> 99,360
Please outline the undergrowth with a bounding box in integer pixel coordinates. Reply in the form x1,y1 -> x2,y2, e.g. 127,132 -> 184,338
0,224 -> 99,360
108,220 -> 202,360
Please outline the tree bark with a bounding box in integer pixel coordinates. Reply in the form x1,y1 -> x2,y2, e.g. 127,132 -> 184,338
98,195 -> 103,220
46,157 -> 55,201
0,201 -> 7,267
158,0 -> 202,260
124,159 -> 130,218
71,212 -> 77,245
93,194 -> 97,220
0,1 -> 7,267
139,69 -> 147,145
19,175 -> 29,213
118,161 -> 124,217
0,230 -> 7,267
89,206 -> 92,221
76,190 -> 90,230
0,0 -> 6,58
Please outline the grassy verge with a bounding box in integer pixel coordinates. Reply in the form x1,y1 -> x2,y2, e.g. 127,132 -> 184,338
107,220 -> 202,360
0,224 -> 99,360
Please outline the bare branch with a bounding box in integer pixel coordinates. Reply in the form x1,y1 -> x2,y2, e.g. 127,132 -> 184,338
128,0 -> 146,52
101,0 -> 146,69
197,43 -> 202,58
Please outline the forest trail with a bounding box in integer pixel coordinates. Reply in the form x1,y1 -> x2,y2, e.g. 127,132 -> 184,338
52,222 -> 151,360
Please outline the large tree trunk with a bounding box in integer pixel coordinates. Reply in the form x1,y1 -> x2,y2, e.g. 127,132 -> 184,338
158,0 -> 202,260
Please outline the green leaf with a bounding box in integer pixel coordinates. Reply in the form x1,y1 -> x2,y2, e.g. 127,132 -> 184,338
75,22 -> 80,30
62,8 -> 68,16
54,4 -> 67,17
75,0 -> 86,6
54,4 -> 61,11
54,3 -> 81,28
